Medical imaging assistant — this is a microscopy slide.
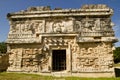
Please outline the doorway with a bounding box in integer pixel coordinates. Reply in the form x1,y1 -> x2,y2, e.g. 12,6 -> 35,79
52,50 -> 66,71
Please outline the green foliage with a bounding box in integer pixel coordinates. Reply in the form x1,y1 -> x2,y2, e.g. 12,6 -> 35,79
0,42 -> 7,54
114,47 -> 120,63
115,64 -> 120,67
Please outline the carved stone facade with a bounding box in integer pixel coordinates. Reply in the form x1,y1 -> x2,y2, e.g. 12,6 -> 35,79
6,4 -> 117,77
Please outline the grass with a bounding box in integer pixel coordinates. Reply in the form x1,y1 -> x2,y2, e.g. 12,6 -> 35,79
0,72 -> 120,80
115,63 -> 120,67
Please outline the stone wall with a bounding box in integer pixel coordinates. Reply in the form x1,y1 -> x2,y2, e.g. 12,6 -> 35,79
0,54 -> 9,71
72,42 -> 114,72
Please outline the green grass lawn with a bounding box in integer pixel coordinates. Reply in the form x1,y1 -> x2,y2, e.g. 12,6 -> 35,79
115,63 -> 120,67
0,72 -> 120,80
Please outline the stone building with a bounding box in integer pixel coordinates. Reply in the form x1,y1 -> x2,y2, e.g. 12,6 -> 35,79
6,4 -> 117,77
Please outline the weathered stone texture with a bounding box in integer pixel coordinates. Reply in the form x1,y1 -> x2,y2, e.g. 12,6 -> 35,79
6,4 -> 117,77
0,54 -> 9,71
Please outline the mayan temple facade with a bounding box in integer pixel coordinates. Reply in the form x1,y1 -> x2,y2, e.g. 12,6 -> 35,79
6,4 -> 117,77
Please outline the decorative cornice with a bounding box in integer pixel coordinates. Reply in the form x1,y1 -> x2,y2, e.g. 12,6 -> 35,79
7,4 -> 113,19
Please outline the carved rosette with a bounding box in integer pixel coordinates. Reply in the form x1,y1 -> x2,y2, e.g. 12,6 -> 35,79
45,20 -> 73,33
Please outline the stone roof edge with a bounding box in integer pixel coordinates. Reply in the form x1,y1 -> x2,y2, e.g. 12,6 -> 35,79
7,5 -> 113,19
7,9 -> 113,19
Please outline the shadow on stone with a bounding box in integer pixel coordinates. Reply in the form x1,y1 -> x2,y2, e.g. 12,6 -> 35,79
0,54 -> 9,72
115,68 -> 120,77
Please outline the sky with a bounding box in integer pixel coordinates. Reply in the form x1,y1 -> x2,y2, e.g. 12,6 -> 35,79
0,0 -> 120,46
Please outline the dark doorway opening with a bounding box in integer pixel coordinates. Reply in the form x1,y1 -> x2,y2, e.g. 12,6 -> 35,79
52,50 -> 66,71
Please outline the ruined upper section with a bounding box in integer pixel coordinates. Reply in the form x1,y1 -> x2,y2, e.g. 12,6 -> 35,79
27,6 -> 51,11
81,4 -> 110,9
7,4 -> 113,19
25,4 -> 111,11
6,4 -> 117,44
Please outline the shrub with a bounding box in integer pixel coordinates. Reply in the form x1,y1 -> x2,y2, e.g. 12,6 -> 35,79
114,47 -> 120,63
0,42 -> 7,54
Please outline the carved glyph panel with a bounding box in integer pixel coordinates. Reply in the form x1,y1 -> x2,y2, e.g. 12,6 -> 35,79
8,20 -> 45,43
74,18 -> 112,32
8,48 -> 22,70
9,20 -> 45,34
21,47 -> 50,72
72,42 -> 114,72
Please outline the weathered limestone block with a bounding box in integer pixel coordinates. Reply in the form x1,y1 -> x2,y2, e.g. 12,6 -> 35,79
72,43 -> 114,72
0,54 -> 9,71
